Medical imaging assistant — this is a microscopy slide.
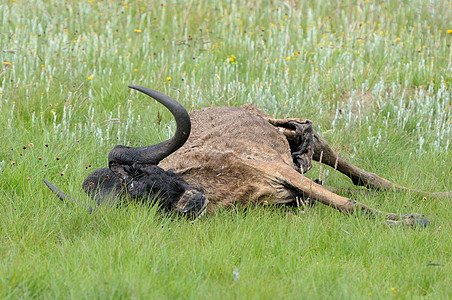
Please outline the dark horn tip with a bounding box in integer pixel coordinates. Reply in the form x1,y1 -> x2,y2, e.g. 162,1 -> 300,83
43,178 -> 54,189
42,178 -> 65,202
128,85 -> 143,91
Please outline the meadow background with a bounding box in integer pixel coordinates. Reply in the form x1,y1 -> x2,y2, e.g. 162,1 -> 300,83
1,0 -> 451,298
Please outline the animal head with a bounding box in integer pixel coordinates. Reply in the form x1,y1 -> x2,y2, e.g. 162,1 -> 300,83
43,85 -> 208,217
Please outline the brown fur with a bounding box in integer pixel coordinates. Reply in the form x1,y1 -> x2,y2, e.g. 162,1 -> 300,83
160,104 -> 448,225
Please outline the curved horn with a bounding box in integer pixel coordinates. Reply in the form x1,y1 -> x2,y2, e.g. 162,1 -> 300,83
108,85 -> 191,166
43,179 -> 93,213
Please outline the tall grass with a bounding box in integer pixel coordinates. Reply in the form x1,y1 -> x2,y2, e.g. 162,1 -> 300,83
1,0 -> 451,298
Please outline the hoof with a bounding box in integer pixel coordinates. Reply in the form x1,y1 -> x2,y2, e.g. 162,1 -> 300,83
386,214 -> 430,228
406,216 -> 430,227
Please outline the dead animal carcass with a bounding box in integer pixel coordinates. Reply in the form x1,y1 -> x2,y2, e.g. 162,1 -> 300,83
44,85 -> 449,226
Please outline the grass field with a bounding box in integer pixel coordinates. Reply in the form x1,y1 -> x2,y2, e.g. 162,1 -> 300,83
1,0 -> 451,298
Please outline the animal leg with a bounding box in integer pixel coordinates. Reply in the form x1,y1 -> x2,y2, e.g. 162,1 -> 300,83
311,132 -> 405,191
270,166 -> 428,226
312,132 -> 451,198
270,120 -> 404,191
267,118 -> 448,197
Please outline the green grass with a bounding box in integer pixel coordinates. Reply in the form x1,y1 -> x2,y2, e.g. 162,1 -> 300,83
1,0 -> 451,298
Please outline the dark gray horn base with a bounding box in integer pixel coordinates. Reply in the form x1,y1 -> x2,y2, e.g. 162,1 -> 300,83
108,86 -> 191,166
